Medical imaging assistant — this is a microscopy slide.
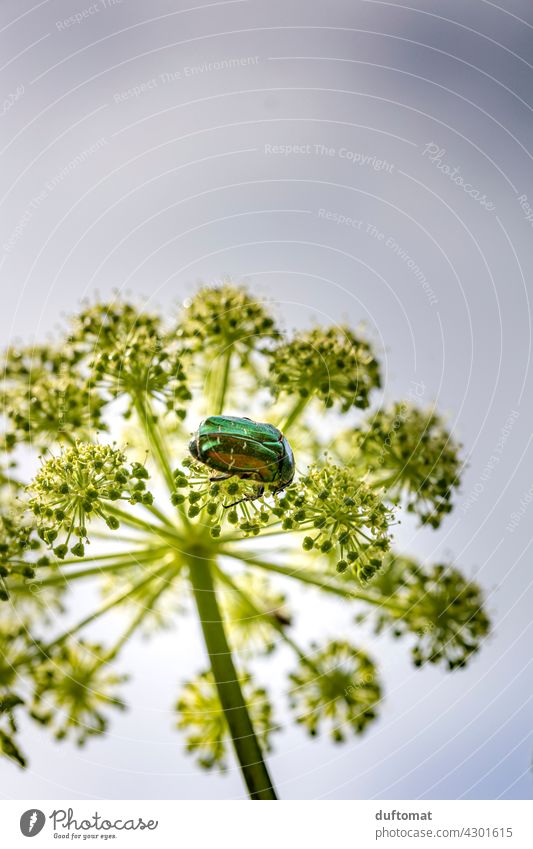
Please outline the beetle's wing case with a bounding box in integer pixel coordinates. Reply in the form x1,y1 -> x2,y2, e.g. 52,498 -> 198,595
278,436 -> 296,487
202,416 -> 283,445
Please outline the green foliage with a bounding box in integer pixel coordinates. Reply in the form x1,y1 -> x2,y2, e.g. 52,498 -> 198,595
0,282 -> 490,795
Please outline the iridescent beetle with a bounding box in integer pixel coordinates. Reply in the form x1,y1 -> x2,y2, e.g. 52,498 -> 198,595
189,415 -> 295,506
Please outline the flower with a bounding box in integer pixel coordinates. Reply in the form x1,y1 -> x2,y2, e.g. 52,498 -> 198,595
1,344 -> 105,449
176,284 -> 280,359
0,280 -> 492,793
172,459 -> 278,538
27,442 -> 153,558
0,502 -> 49,601
360,554 -> 490,670
31,640 -> 128,745
283,465 -> 394,581
288,640 -> 381,741
176,670 -> 276,770
269,326 -> 381,412
0,693 -> 26,767
91,326 -> 190,419
69,299 -> 160,355
339,403 -> 462,528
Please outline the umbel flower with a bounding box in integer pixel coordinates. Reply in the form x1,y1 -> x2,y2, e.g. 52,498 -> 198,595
336,403 -> 462,528
0,282 -> 490,800
31,640 -> 128,745
356,554 -> 490,670
269,326 -> 381,415
0,501 -> 49,600
1,345 -> 106,450
289,640 -> 381,741
176,670 -> 276,770
27,442 -> 153,559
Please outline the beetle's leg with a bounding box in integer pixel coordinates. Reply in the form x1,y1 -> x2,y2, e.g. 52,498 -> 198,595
209,473 -> 233,482
224,485 -> 264,508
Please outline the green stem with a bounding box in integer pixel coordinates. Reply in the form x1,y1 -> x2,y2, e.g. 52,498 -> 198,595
224,551 -> 408,616
99,575 -> 172,665
106,505 -> 182,546
133,394 -> 176,493
188,554 -> 277,800
141,500 -> 176,529
212,564 -> 321,675
43,546 -> 172,569
214,351 -> 232,414
22,563 -> 172,665
34,549 -> 172,586
278,395 -> 310,432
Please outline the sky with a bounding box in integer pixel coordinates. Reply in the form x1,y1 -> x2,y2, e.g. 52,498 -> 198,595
0,0 -> 532,800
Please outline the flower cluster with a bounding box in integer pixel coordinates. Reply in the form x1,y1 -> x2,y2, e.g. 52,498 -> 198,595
288,640 -> 381,741
172,459 -> 277,538
0,622 -> 36,766
0,503 -> 49,600
91,327 -> 190,419
283,465 -> 394,581
69,299 -> 160,355
0,281 -> 492,794
1,344 -> 105,450
268,326 -> 381,412
176,284 -> 280,359
0,693 -> 26,767
31,640 -> 128,744
175,670 -> 276,770
341,404 -> 462,528
361,554 -> 490,670
27,442 -> 153,558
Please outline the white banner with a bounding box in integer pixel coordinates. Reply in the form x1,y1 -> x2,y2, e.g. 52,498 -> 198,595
0,800 -> 531,848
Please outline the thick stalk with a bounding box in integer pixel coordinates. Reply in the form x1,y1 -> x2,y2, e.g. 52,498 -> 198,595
188,554 -> 277,800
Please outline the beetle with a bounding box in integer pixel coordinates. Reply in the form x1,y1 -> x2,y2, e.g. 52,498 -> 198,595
189,415 -> 295,506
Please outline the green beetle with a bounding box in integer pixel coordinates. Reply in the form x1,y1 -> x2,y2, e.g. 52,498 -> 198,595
189,415 -> 295,506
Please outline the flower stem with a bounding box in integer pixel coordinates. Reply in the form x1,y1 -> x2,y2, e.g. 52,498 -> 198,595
278,395 -> 309,432
225,551 -> 409,616
188,554 -> 277,800
212,563 -> 322,676
214,351 -> 232,414
133,394 -> 176,493
34,548 -> 173,586
21,563 -> 173,666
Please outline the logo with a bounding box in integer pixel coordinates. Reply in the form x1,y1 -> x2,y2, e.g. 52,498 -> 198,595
20,809 -> 46,837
